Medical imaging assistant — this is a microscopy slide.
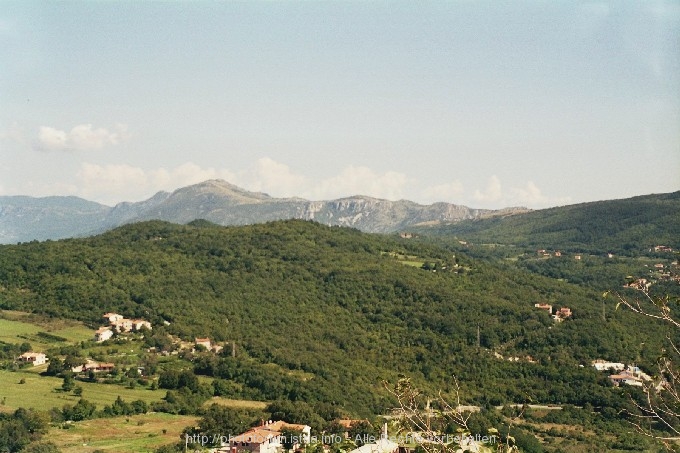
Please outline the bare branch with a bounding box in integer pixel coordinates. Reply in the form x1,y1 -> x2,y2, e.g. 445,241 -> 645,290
612,288 -> 680,445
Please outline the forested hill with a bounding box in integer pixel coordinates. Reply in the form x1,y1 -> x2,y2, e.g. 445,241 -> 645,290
415,191 -> 680,254
0,220 -> 670,413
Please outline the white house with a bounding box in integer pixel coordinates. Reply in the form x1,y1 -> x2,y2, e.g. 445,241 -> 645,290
94,327 -> 114,342
348,426 -> 398,453
534,303 -> 552,314
103,312 -> 124,324
19,352 -> 47,366
103,313 -> 151,332
592,360 -> 625,371
229,427 -> 282,453
195,337 -> 212,351
267,421 -> 311,445
111,318 -> 134,332
228,420 -> 311,453
132,319 -> 152,331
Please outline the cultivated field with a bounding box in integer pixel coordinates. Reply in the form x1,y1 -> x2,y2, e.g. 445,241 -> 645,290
48,412 -> 200,452
0,310 -> 95,350
0,370 -> 165,412
203,396 -> 268,410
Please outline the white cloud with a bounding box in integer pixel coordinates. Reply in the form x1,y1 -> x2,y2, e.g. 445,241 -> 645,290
234,158 -> 307,197
74,160 -> 415,205
35,123 -> 128,152
77,161 -> 235,204
473,175 -> 503,203
473,175 -> 571,208
148,162 -> 235,191
72,160 -> 570,209
509,181 -> 545,205
0,122 -> 28,146
78,163 -> 148,203
0,179 -> 79,199
306,166 -> 410,201
421,180 -> 465,203
37,127 -> 68,151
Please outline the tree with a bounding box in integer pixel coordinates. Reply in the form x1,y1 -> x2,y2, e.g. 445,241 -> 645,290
347,421 -> 377,447
280,427 -> 303,452
22,441 -> 60,453
185,404 -> 257,447
61,374 -> 75,392
384,377 -> 518,453
177,370 -> 199,391
610,289 -> 680,446
266,400 -> 324,431
62,399 -> 96,421
63,355 -> 85,372
19,342 -> 32,354
44,357 -> 64,376
159,370 -> 179,389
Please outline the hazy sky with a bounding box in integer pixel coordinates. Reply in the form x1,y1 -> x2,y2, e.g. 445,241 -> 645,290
1,1 -> 678,209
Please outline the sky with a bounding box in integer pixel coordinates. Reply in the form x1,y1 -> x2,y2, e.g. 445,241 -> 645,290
1,1 -> 679,209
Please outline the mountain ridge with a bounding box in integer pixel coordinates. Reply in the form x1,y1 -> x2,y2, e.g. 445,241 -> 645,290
0,179 -> 529,243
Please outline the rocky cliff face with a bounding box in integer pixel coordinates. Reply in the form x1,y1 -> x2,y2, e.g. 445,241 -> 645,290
0,180 -> 529,243
292,197 -> 493,232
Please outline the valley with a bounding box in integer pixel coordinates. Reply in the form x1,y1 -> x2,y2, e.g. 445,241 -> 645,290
0,191 -> 678,452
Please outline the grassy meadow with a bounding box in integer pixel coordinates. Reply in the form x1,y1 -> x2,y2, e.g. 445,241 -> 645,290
0,310 -> 95,351
0,370 -> 165,412
47,412 -> 200,452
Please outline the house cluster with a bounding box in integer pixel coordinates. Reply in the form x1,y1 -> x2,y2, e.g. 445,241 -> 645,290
347,435 -> 398,453
218,421 -> 402,453
18,351 -> 48,366
94,312 -> 152,342
534,304 -> 572,322
221,420 -> 312,453
624,278 -> 652,291
536,249 -> 581,259
194,337 -> 223,354
71,359 -> 115,374
652,245 -> 674,253
591,360 -> 652,387
492,351 -> 536,363
625,260 -> 680,290
652,262 -> 680,284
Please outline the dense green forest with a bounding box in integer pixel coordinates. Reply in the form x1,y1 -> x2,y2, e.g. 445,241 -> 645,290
0,219 -> 674,420
416,191 -> 680,256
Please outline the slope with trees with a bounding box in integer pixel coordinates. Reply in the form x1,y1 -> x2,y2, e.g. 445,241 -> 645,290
0,220 -> 672,418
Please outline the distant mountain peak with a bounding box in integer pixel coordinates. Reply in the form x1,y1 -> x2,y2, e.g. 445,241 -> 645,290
0,179 -> 540,243
177,179 -> 273,203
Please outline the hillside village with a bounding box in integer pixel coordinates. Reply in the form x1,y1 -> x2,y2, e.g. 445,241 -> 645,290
531,245 -> 680,291
1,0 -> 679,448
591,360 -> 655,388
533,303 -> 572,323
94,312 -> 153,342
0,194 -> 677,452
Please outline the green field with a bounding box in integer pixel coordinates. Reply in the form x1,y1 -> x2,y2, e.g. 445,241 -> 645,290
381,251 -> 426,268
0,311 -> 95,351
203,396 -> 268,410
0,370 -> 165,412
48,412 -> 200,452
398,260 -> 425,267
0,318 -> 43,344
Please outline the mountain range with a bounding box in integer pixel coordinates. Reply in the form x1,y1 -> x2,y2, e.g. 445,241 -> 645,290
0,180 -> 527,244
